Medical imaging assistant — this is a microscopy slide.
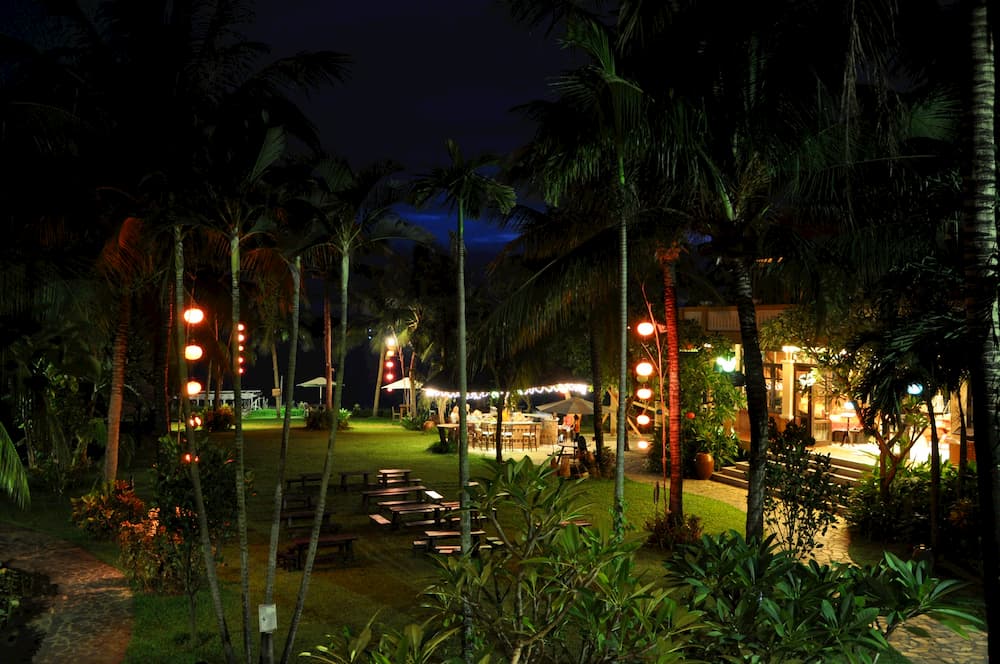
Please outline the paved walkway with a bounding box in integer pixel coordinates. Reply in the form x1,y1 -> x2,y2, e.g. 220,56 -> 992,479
0,526 -> 132,663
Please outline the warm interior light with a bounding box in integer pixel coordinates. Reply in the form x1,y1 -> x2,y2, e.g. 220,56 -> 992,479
184,344 -> 203,361
186,380 -> 202,396
636,321 -> 655,337
637,440 -> 649,450
635,361 -> 654,378
183,307 -> 205,325
188,415 -> 202,428
715,356 -> 737,372
636,413 -> 651,426
636,387 -> 653,400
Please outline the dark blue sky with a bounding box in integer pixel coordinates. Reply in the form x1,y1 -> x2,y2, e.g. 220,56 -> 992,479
248,0 -> 570,248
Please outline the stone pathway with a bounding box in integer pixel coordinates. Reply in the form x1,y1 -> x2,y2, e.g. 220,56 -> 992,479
1,525 -> 132,663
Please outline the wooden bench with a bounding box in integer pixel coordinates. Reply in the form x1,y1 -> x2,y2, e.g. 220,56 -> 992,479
339,470 -> 372,492
281,533 -> 359,569
360,485 -> 427,508
369,513 -> 391,526
285,472 -> 323,491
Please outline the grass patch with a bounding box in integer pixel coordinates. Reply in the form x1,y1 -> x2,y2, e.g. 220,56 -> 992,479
4,418 -> 746,662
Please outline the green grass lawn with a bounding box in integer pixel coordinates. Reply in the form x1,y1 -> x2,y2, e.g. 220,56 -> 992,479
1,417 -> 744,663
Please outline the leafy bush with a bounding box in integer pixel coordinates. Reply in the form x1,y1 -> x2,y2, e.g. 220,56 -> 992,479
305,407 -> 352,431
644,511 -> 703,552
427,434 -> 455,454
764,418 -> 848,558
586,445 -> 616,479
202,405 -> 234,432
663,530 -> 983,662
116,514 -> 191,594
400,410 -> 432,431
846,459 -> 980,565
70,480 -> 146,540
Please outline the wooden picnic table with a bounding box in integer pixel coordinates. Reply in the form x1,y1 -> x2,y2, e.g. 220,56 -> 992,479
285,472 -> 323,491
339,470 -> 372,492
417,529 -> 486,554
385,500 -> 462,529
377,468 -> 412,486
279,532 -> 359,569
360,484 -> 427,508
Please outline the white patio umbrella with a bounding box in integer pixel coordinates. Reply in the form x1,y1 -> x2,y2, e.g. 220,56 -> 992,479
536,396 -> 594,415
296,376 -> 337,401
381,377 -> 415,391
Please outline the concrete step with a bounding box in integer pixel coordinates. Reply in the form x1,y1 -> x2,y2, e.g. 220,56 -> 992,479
709,452 -> 873,492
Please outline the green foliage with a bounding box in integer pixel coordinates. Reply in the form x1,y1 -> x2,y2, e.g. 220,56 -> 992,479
421,457 -> 701,662
663,531 -> 983,662
427,434 -> 455,454
301,615 -> 467,663
644,510 -> 703,552
586,445 -> 616,479
846,459 -> 980,565
69,480 -> 146,540
305,407 -> 353,431
0,421 -> 29,509
764,419 -> 849,558
201,405 -> 234,432
116,516 -> 192,594
400,410 -> 432,431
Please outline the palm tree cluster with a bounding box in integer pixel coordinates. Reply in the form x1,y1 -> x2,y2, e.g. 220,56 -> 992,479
3,0 -> 1000,661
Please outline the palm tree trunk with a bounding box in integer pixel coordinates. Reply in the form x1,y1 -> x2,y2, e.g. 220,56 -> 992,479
659,248 -> 683,522
230,232 -> 252,663
925,392 -> 941,556
457,199 -> 474,664
271,342 -> 282,417
614,173 -> 628,539
962,2 -> 1000,656
105,296 -> 130,482
588,315 -> 605,456
173,226 -> 235,663
373,343 -> 385,417
324,283 -> 334,411
731,257 -> 769,540
261,257 -> 301,664
281,254 -> 348,664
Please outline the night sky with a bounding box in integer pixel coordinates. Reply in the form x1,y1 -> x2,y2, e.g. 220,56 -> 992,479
247,0 -> 572,250
243,1 -> 573,403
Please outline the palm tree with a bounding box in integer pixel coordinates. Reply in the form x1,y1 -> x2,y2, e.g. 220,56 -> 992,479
411,139 -> 515,662
960,0 -> 1000,655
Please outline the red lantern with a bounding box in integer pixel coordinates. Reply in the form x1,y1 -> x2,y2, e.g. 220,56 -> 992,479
686,411 -> 696,419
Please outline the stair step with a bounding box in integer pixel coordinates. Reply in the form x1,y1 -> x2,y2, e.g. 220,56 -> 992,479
709,451 -> 874,492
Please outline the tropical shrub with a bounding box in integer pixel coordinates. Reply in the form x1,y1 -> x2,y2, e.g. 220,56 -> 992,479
764,418 -> 848,558
202,405 -> 234,432
305,407 -> 352,431
116,513 -> 190,594
70,480 -> 146,540
663,531 -> 982,662
846,459 -> 980,565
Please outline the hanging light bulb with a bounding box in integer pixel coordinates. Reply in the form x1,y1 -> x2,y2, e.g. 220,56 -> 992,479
635,361 -> 654,378
637,440 -> 650,450
636,321 -> 655,337
184,344 -> 203,361
183,307 -> 205,324
186,380 -> 202,396
636,413 -> 651,426
636,387 -> 653,400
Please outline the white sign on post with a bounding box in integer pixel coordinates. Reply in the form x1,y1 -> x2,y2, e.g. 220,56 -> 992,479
258,603 -> 277,633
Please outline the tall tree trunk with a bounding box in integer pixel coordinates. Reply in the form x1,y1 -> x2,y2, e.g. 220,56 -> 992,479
962,2 -> 1000,657
173,226 -> 235,663
925,392 -> 941,557
281,254 -> 347,664
261,258 -> 301,664
230,232 -> 252,663
659,247 -> 683,522
614,163 -> 629,540
105,296 -> 130,482
588,314 -> 605,457
373,343 -> 385,417
731,258 -> 769,541
457,199 -> 474,664
271,342 -> 282,417
324,283 -> 334,411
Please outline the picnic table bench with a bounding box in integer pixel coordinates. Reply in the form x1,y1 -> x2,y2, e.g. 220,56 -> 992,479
278,533 -> 359,570
280,509 -> 338,535
413,529 -> 486,555
285,472 -> 323,491
360,484 -> 427,508
339,470 -> 372,492
377,468 -> 413,486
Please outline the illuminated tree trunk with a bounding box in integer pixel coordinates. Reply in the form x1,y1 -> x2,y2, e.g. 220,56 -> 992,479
104,296 -> 130,482
658,246 -> 683,522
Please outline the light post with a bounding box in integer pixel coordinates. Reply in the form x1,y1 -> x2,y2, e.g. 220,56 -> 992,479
179,305 -> 206,446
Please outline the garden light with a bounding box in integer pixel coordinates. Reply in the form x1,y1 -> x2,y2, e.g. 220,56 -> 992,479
183,307 -> 205,325
636,387 -> 653,400
636,321 -> 655,337
636,413 -> 651,426
635,361 -> 654,378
